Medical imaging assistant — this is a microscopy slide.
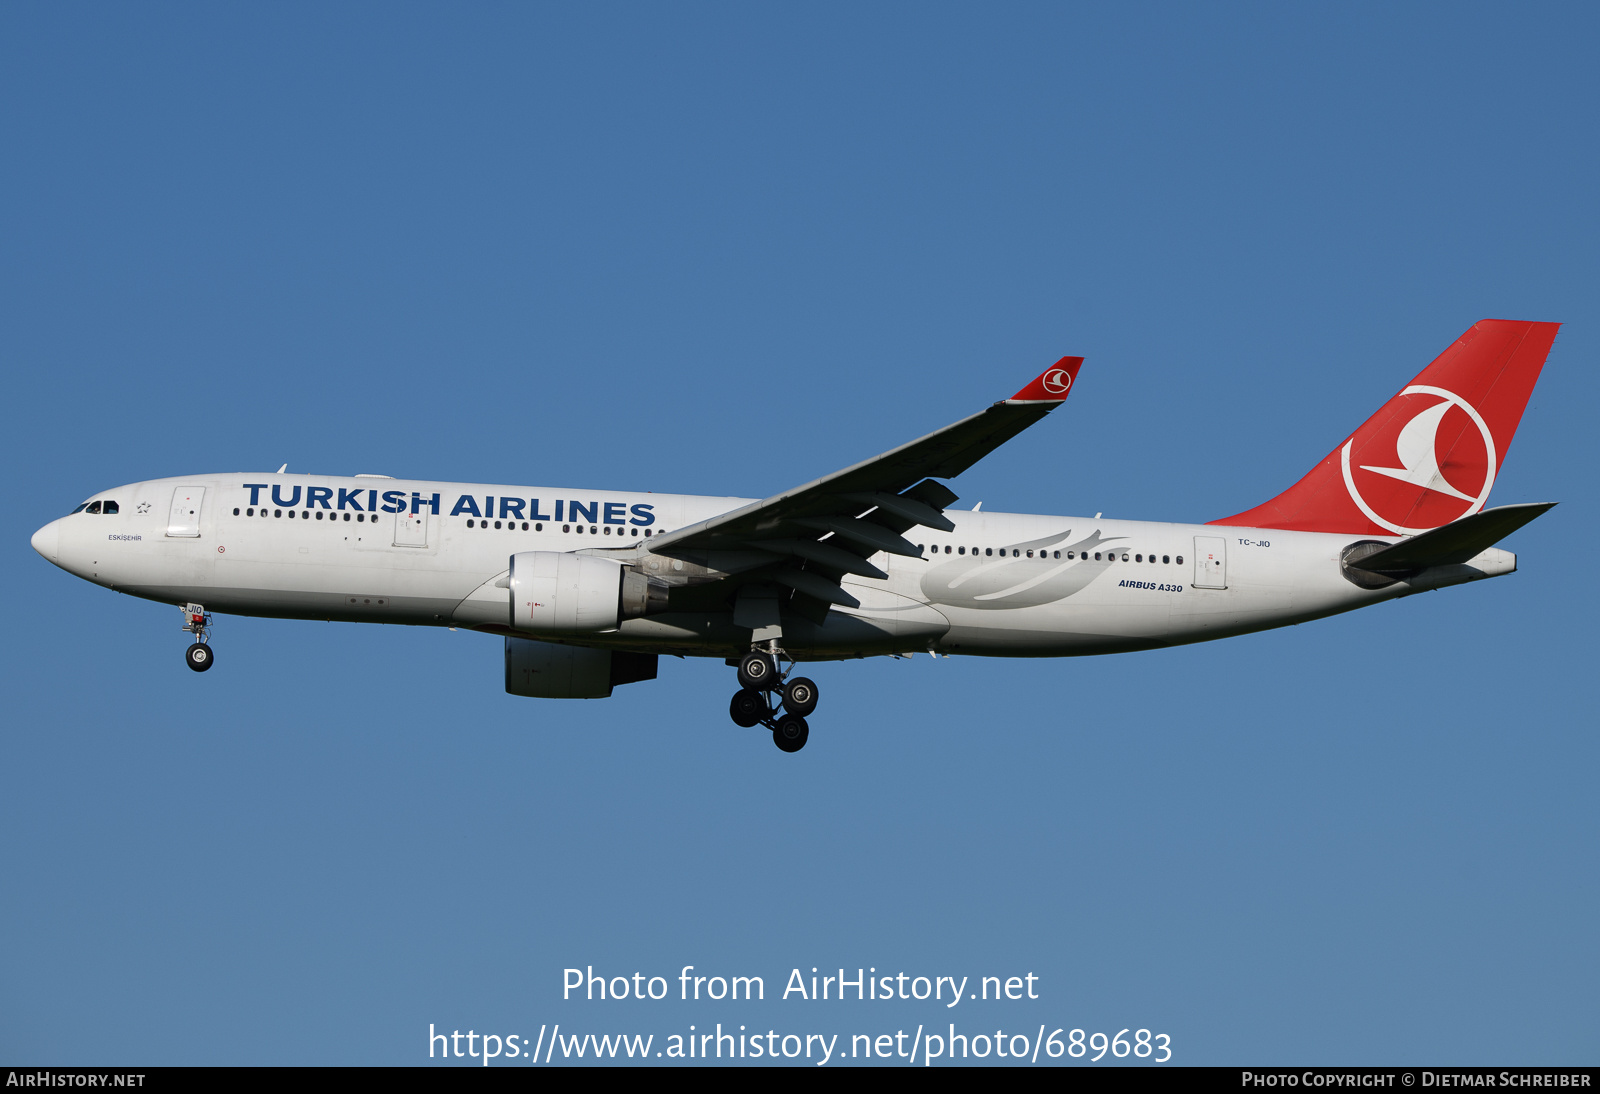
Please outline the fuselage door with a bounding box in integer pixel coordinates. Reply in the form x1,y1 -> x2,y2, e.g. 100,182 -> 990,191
166,486 -> 206,538
394,509 -> 428,548
1193,535 -> 1227,589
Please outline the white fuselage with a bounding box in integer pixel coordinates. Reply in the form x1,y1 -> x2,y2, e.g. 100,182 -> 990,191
33,473 -> 1516,660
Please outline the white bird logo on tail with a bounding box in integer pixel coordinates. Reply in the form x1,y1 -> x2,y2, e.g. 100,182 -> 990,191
1358,398 -> 1478,502
1340,385 -> 1498,535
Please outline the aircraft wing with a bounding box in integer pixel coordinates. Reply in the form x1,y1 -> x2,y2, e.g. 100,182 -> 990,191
646,357 -> 1084,623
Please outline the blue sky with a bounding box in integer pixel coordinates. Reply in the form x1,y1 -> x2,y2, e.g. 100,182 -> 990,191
2,3 -> 1595,1065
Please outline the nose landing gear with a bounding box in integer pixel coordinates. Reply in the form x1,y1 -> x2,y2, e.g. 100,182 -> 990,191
181,603 -> 214,673
728,646 -> 819,752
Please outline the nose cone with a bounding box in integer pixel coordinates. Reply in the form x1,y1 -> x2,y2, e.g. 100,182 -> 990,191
31,519 -> 60,563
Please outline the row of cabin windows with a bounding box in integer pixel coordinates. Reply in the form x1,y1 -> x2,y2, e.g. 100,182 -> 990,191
232,507 -> 656,537
237,507 -> 375,521
916,544 -> 1183,565
465,519 -> 652,537
72,500 -> 120,514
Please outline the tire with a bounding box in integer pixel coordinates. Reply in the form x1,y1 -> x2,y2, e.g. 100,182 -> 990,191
772,714 -> 809,753
737,651 -> 777,691
185,643 -> 214,673
729,689 -> 766,728
781,676 -> 818,716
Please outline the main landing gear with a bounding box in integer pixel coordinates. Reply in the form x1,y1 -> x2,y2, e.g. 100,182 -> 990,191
729,649 -> 819,753
182,603 -> 214,673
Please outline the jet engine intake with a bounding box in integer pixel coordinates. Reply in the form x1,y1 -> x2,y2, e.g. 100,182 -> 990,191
509,551 -> 668,633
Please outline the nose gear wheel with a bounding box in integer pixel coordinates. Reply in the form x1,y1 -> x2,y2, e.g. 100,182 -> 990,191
181,604 -> 214,672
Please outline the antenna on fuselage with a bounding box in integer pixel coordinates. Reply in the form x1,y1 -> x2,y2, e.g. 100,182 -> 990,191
275,463 -> 288,474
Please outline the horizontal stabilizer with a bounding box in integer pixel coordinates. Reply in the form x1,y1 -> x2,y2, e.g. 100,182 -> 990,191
1347,502 -> 1555,574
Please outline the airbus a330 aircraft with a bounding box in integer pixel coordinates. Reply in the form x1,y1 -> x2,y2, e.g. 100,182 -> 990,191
32,319 -> 1557,752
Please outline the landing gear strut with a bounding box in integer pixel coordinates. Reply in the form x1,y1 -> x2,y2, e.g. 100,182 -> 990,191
727,645 -> 819,751
182,603 -> 214,673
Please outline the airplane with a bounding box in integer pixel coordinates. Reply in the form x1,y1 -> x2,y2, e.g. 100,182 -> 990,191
31,319 -> 1558,753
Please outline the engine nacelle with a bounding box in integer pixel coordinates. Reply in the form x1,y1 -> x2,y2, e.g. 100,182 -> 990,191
508,551 -> 668,633
504,637 -> 658,699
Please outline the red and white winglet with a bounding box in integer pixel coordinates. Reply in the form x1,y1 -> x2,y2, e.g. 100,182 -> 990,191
1006,356 -> 1085,404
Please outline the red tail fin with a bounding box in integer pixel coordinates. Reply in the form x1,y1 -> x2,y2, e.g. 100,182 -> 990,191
1211,319 -> 1559,535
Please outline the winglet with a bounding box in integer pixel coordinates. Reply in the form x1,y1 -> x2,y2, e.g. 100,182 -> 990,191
1006,356 -> 1084,404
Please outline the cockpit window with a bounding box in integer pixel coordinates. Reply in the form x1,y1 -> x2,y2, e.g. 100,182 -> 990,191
70,503 -> 89,514
102,500 -> 119,514
84,501 -> 102,514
